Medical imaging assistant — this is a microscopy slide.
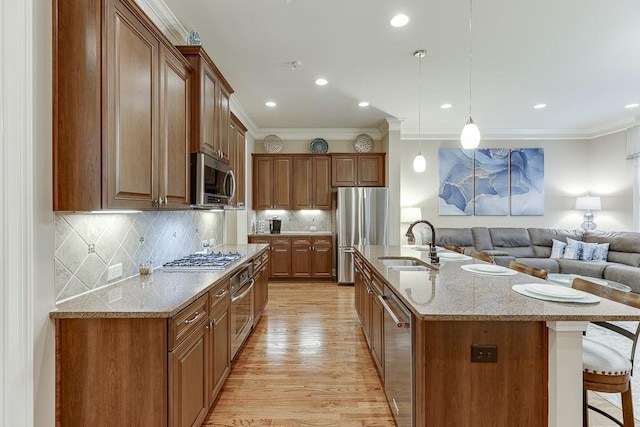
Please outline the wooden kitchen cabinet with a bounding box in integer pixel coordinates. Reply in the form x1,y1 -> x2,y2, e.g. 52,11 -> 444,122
252,155 -> 293,209
169,295 -> 208,427
252,250 -> 270,327
370,275 -> 385,379
229,113 -> 247,208
292,237 -> 313,278
331,153 -> 386,187
53,0 -> 192,211
353,253 -> 383,378
270,236 -> 292,278
177,46 -> 234,164
311,236 -> 333,277
206,280 -> 230,406
292,155 -> 332,209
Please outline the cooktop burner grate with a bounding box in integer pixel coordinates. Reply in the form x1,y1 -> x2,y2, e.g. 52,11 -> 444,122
162,251 -> 243,271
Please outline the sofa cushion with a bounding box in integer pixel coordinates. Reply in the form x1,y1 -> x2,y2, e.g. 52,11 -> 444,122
471,227 -> 493,251
431,227 -> 475,250
603,264 -> 640,293
563,238 -> 582,260
592,243 -> 610,262
580,241 -> 598,261
528,228 -> 584,258
557,259 -> 609,278
487,228 -> 535,257
584,230 -> 640,267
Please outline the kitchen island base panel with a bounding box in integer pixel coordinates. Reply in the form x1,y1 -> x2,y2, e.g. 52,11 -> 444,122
415,320 -> 548,427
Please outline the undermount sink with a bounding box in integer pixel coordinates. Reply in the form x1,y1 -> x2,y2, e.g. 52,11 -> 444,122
378,257 -> 435,271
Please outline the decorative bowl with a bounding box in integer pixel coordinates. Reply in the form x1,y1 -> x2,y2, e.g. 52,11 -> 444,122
354,134 -> 373,152
263,135 -> 283,153
310,138 -> 329,153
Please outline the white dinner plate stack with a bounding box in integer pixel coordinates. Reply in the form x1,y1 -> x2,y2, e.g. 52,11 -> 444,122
512,283 -> 600,304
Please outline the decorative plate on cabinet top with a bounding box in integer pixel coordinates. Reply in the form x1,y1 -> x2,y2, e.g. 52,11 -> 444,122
354,134 -> 373,152
263,134 -> 283,153
310,138 -> 329,153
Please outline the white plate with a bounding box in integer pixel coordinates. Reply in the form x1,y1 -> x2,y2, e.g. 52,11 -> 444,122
439,252 -> 471,260
512,285 -> 600,304
461,264 -> 518,276
579,276 -> 608,286
527,283 -> 584,299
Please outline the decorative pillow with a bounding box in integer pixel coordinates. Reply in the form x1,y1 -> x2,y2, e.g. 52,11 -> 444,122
563,237 -> 582,260
580,242 -> 598,261
550,239 -> 567,259
592,243 -> 610,262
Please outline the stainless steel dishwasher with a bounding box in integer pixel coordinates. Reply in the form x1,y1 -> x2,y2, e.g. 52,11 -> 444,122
379,285 -> 413,427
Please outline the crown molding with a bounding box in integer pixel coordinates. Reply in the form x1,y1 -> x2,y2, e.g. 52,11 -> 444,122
135,0 -> 188,45
230,97 -> 258,138
253,128 -> 383,141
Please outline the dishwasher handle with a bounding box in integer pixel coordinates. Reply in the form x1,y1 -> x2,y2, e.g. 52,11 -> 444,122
378,295 -> 410,328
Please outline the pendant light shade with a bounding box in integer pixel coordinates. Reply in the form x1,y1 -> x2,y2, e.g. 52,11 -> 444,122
460,117 -> 480,149
413,151 -> 426,172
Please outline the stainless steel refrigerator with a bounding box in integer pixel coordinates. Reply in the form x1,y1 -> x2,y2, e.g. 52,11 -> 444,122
337,187 -> 389,284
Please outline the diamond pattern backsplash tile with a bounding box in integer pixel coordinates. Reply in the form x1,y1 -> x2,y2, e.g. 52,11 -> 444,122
254,210 -> 332,233
54,210 -> 224,303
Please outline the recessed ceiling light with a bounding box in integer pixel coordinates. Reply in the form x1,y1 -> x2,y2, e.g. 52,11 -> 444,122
390,14 -> 409,27
533,103 -> 547,109
440,103 -> 452,109
315,78 -> 328,86
265,101 -> 277,107
359,101 -> 370,107
625,103 -> 639,109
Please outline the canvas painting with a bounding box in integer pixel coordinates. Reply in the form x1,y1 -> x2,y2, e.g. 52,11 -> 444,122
510,148 -> 545,215
474,148 -> 510,215
438,148 -> 474,215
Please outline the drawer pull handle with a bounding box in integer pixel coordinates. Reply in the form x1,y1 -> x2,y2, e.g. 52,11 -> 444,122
215,289 -> 228,298
184,311 -> 203,325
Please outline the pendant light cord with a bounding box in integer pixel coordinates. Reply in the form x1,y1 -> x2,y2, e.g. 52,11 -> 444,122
418,53 -> 422,150
468,0 -> 473,118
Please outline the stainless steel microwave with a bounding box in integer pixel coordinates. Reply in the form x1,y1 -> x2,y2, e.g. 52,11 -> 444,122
190,152 -> 235,208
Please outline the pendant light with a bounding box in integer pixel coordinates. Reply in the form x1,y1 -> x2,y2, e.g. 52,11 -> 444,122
413,49 -> 427,173
460,0 -> 480,149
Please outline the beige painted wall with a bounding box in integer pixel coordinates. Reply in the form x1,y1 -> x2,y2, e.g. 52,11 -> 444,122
397,131 -> 635,238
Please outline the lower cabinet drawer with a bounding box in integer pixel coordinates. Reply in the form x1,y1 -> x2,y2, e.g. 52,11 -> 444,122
169,294 -> 208,351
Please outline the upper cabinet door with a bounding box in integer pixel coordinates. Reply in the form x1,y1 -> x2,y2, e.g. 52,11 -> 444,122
218,86 -> 231,163
331,155 -> 357,187
272,157 -> 293,208
105,0 -> 159,209
292,157 -> 313,209
357,155 -> 385,187
253,156 -> 274,210
159,44 -> 192,209
200,65 -> 218,159
313,156 -> 332,209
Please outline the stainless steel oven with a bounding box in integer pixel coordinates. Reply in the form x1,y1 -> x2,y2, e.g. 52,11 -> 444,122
230,262 -> 254,360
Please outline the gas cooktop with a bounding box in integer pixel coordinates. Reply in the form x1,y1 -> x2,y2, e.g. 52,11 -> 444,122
162,251 -> 243,271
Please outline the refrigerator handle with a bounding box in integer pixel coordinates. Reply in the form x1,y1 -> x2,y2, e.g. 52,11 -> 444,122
343,248 -> 356,253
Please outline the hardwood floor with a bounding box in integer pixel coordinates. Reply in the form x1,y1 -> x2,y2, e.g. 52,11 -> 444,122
203,282 -> 395,427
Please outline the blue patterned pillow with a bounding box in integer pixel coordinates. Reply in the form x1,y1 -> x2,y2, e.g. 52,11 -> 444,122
592,243 -> 610,262
580,242 -> 597,261
550,239 -> 566,259
563,237 -> 582,260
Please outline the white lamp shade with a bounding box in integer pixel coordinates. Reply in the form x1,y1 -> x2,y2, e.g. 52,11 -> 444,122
575,196 -> 601,211
413,152 -> 426,172
401,207 -> 422,223
460,118 -> 480,149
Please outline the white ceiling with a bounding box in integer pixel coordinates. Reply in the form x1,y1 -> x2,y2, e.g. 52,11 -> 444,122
162,0 -> 640,139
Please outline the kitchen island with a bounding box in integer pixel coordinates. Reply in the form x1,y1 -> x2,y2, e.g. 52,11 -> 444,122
355,245 -> 640,427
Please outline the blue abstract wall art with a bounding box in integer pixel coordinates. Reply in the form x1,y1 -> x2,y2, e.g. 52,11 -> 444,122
437,148 -> 545,216
474,148 -> 509,215
438,148 -> 474,215
510,148 -> 545,215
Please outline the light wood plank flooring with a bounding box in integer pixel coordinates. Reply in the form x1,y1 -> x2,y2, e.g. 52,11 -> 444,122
203,282 -> 395,427
203,282 -> 635,427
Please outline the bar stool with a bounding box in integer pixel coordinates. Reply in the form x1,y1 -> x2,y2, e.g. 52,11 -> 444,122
572,277 -> 640,427
469,250 -> 494,263
443,244 -> 465,254
507,261 -> 549,280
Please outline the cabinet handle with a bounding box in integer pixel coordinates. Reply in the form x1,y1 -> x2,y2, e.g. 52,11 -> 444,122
215,289 -> 228,298
184,311 -> 203,324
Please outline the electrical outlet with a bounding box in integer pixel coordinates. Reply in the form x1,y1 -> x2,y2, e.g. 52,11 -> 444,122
107,263 -> 123,281
471,344 -> 498,363
310,225 -> 317,231
202,240 -> 210,248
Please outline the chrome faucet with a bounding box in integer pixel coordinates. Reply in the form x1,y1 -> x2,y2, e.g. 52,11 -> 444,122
405,219 -> 439,265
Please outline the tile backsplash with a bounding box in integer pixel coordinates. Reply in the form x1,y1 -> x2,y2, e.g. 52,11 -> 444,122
54,210 -> 224,303
253,210 -> 332,233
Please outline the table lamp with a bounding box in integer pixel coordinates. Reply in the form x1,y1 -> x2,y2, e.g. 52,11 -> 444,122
575,196 -> 601,231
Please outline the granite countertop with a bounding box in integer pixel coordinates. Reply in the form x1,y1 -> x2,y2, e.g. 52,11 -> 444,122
50,244 -> 269,320
248,231 -> 333,236
357,245 -> 640,321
